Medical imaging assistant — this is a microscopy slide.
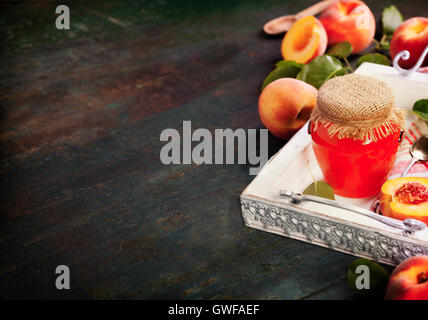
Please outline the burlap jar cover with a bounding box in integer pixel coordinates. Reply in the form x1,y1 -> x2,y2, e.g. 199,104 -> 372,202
311,74 -> 407,142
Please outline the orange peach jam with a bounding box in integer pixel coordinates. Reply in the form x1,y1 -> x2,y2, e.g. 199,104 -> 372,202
394,182 -> 428,205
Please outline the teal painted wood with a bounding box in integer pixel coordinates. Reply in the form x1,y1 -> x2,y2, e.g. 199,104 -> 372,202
0,0 -> 424,299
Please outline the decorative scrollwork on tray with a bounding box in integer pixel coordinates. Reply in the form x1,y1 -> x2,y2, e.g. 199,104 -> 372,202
241,198 -> 428,265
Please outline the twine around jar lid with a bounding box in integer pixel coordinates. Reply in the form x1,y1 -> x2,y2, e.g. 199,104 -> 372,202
311,74 -> 406,142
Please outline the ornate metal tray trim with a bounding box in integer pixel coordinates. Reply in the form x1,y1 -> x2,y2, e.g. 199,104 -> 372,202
241,194 -> 428,266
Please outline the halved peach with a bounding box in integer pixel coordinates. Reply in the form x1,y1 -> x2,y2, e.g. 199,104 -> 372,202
281,16 -> 327,64
379,177 -> 428,224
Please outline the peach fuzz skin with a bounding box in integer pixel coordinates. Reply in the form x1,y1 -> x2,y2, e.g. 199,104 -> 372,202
319,0 -> 375,53
385,255 -> 428,300
281,16 -> 327,64
258,78 -> 317,140
390,17 -> 428,69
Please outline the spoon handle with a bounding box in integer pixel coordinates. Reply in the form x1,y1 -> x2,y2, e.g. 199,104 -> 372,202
295,0 -> 338,20
263,0 -> 338,35
400,157 -> 418,177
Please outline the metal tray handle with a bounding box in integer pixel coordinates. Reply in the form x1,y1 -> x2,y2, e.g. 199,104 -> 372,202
279,190 -> 426,235
393,45 -> 428,78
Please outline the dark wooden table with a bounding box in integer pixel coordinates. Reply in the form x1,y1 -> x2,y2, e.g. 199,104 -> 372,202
1,0 -> 427,299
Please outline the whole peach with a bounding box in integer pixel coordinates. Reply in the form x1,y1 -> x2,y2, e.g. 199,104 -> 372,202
319,0 -> 376,53
390,17 -> 428,69
258,78 -> 317,140
385,255 -> 428,300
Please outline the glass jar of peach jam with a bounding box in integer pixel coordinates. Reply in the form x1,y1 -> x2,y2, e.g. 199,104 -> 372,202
309,74 -> 406,198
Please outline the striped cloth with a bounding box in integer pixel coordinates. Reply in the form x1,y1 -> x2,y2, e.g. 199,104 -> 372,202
388,121 -> 428,179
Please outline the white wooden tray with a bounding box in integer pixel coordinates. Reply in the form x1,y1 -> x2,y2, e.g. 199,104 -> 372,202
241,62 -> 428,266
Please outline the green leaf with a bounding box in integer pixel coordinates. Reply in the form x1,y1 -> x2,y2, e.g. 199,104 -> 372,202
356,53 -> 390,68
327,41 -> 353,58
275,60 -> 302,68
347,259 -> 389,297
413,99 -> 428,121
382,5 -> 404,35
303,181 -> 335,200
262,60 -> 304,90
296,55 -> 345,89
326,67 -> 348,81
380,38 -> 391,51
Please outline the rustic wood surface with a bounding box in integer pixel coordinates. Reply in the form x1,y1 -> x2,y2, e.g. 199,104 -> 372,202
0,0 -> 427,299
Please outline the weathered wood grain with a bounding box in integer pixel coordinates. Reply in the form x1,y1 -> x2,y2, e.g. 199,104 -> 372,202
0,0 -> 424,299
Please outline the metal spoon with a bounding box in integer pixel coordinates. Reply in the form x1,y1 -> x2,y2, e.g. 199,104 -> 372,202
263,0 -> 338,35
400,135 -> 428,177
